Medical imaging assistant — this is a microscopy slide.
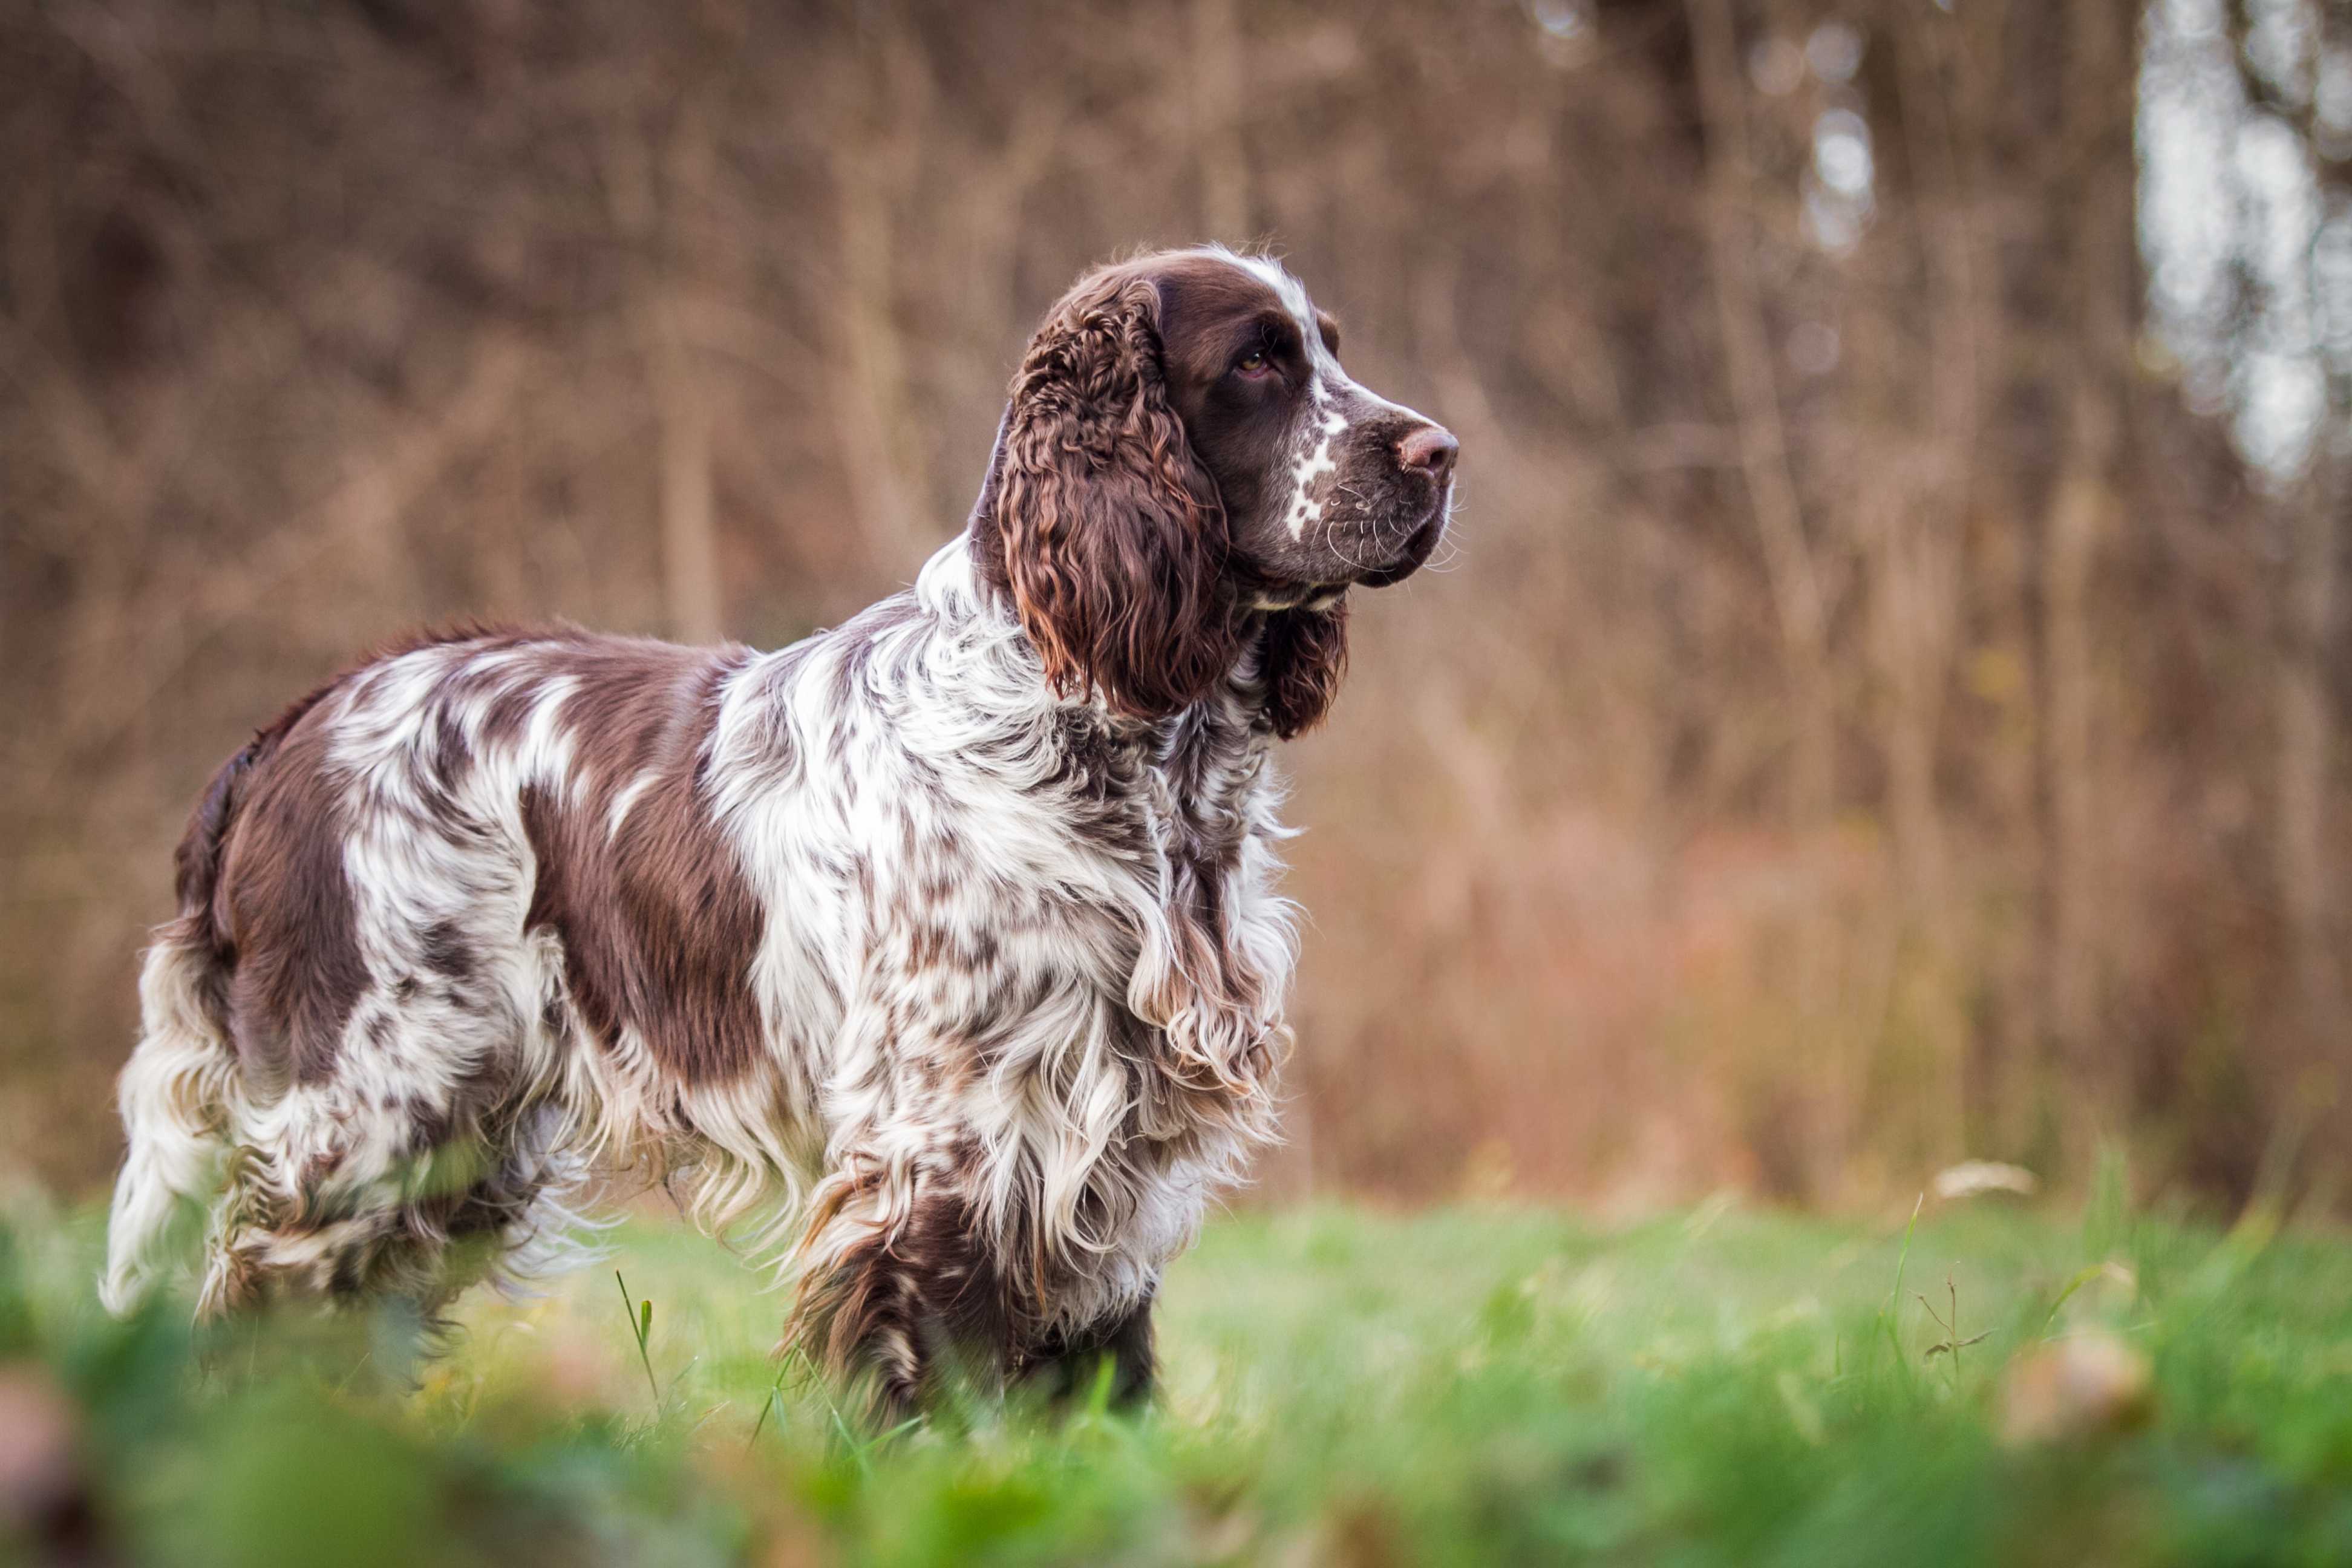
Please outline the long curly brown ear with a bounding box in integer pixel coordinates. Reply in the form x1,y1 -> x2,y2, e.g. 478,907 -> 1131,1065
1261,599 -> 1350,740
984,272 -> 1238,719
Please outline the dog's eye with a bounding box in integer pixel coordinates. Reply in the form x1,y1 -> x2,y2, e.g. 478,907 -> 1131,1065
1234,350 -> 1271,376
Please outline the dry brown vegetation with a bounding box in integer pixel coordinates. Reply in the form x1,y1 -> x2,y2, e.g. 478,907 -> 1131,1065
2,0 -> 2344,1210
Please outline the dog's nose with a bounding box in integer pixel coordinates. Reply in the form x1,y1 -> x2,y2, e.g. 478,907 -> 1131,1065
1399,423 -> 1459,480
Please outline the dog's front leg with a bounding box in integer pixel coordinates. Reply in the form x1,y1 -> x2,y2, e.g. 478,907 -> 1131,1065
1013,1288 -> 1158,1412
786,1140 -> 1008,1427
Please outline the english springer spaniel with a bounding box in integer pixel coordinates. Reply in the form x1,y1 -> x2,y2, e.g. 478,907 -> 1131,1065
102,246 -> 1457,1419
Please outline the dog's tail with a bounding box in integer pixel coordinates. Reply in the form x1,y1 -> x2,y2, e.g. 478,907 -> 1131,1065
99,925 -> 243,1316
100,687 -> 325,1316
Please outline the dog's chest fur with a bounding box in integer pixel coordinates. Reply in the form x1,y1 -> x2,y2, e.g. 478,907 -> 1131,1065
709,553 -> 1293,1328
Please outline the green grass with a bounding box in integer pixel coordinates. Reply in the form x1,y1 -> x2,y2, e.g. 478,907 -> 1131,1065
2,1190 -> 2348,1565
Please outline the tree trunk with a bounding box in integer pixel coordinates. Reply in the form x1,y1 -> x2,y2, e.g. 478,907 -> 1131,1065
1685,0 -> 1835,842
2030,0 -> 2137,1167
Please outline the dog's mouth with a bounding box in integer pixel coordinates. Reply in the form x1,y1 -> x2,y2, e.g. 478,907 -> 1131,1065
1244,486 -> 1450,609
1353,512 -> 1445,589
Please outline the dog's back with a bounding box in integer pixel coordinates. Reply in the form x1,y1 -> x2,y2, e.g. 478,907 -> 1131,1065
101,626 -> 789,1318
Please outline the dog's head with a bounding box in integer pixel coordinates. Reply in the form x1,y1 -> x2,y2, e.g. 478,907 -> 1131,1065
973,247 -> 1456,738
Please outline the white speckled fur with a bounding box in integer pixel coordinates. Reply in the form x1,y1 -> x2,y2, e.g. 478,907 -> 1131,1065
103,246 -> 1453,1414
103,538 -> 1291,1344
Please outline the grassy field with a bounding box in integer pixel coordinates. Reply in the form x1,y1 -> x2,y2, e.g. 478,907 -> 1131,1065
1,1180 -> 2347,1566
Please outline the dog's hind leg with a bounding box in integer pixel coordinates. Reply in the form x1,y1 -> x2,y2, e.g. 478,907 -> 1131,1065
193,1092 -> 580,1339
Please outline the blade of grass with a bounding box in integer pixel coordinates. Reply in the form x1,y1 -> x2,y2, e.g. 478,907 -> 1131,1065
2039,1263 -> 2110,1337
615,1270 -> 661,1408
748,1388 -> 779,1449
1881,1193 -> 1924,1364
1083,1353 -> 1118,1419
747,1350 -> 799,1450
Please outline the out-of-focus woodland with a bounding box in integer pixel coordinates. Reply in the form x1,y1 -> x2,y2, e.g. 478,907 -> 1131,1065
2,0 -> 2347,1210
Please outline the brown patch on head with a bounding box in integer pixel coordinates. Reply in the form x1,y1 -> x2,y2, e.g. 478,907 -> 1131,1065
1140,251 -> 1296,384
518,639 -> 768,1084
1129,252 -> 1305,535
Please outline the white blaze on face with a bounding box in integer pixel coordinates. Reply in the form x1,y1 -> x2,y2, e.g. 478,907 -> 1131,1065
1226,252 -> 1365,541
1284,381 -> 1350,540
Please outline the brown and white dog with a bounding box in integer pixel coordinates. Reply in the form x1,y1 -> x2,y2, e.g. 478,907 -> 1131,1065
102,246 -> 1456,1419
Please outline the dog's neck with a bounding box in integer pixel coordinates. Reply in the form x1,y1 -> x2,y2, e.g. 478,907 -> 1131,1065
943,517 -> 1339,744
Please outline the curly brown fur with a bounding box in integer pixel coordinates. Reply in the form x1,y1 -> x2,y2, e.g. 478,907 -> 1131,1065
988,273 -> 1241,721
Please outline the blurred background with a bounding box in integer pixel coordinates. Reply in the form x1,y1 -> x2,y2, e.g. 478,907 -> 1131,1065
1,0 -> 2346,1214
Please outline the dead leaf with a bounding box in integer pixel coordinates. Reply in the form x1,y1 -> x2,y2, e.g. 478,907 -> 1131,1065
1998,1331 -> 2152,1445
